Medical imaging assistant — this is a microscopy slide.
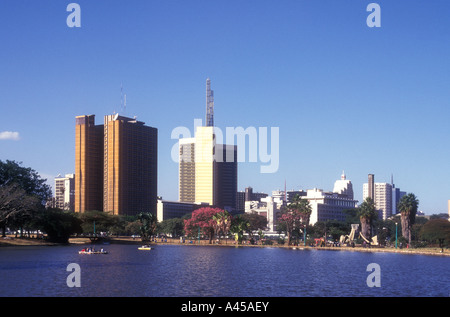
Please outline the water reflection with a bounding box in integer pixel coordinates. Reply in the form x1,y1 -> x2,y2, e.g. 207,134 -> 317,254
0,245 -> 448,297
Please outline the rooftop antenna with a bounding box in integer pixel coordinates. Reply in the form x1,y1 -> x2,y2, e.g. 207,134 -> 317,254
206,78 -> 214,127
120,83 -> 127,115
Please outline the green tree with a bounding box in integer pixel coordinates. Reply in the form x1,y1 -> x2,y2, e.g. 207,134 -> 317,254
357,197 -> 377,240
37,208 -> 82,243
78,210 -> 118,235
288,194 -> 312,225
138,212 -> 157,242
230,214 -> 249,244
0,160 -> 51,236
158,218 -> 184,237
397,193 -> 419,246
420,219 -> 450,252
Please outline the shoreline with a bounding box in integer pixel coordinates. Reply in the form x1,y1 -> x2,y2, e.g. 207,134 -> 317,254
1,236 -> 448,257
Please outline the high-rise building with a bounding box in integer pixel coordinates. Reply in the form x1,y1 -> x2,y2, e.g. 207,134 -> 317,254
367,174 -> 375,200
75,115 -> 104,213
178,79 -> 237,212
103,114 -> 157,215
179,137 -> 196,203
75,113 -> 157,215
363,175 -> 406,220
54,173 -> 75,211
363,182 -> 392,220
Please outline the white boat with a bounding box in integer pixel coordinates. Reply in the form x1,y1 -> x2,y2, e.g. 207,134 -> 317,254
138,245 -> 152,250
78,248 -> 108,254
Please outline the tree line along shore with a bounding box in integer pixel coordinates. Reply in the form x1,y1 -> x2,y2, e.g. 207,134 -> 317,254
1,235 -> 449,257
1,160 -> 449,256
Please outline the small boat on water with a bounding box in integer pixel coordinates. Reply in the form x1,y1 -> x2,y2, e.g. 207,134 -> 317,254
79,248 -> 108,255
138,245 -> 152,250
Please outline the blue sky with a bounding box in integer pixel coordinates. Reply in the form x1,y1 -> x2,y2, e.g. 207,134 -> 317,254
1,0 -> 449,214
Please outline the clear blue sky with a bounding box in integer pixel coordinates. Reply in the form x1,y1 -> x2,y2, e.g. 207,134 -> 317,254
1,0 -> 449,214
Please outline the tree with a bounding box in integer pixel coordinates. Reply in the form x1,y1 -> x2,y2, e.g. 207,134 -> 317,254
288,194 -> 312,226
158,218 -> 184,237
78,210 -> 118,235
0,184 -> 41,236
37,208 -> 82,243
230,214 -> 250,244
420,219 -> 450,252
278,195 -> 312,245
0,160 -> 52,204
138,212 -> 157,242
241,212 -> 267,241
397,193 -> 419,246
212,210 -> 232,242
183,207 -> 224,244
357,197 -> 377,240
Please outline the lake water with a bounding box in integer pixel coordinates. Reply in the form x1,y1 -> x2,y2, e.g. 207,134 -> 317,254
0,244 -> 448,297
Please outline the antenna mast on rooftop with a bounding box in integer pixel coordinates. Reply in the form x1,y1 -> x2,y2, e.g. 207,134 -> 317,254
206,78 -> 214,127
120,83 -> 127,114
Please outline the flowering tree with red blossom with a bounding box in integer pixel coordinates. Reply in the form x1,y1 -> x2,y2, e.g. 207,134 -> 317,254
278,194 -> 311,245
184,207 -> 226,244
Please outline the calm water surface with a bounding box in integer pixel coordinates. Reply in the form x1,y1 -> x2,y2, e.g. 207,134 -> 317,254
0,244 -> 448,297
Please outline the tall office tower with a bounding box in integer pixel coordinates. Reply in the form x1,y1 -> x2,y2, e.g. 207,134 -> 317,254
103,114 -> 157,215
214,143 -> 238,210
54,174 -> 75,211
368,174 -> 375,200
75,113 -> 157,215
75,115 -> 104,213
178,79 -> 237,211
179,138 -> 196,203
195,126 -> 216,205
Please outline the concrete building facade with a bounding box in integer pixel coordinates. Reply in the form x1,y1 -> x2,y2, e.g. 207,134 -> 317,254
54,173 -> 75,211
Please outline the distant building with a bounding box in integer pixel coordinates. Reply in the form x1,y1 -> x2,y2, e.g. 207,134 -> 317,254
54,174 -> 75,211
156,197 -> 208,222
236,187 -> 268,213
391,175 -> 406,215
302,173 -> 358,225
363,175 -> 406,220
245,196 -> 280,232
448,200 -> 450,220
333,171 -> 354,199
305,188 -> 358,225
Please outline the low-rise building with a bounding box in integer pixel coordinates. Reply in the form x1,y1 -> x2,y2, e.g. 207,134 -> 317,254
156,197 -> 209,222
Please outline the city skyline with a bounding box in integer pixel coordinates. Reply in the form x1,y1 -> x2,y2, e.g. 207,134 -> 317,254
1,1 -> 449,214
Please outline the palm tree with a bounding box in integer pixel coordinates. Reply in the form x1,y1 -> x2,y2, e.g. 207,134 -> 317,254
212,210 -> 231,242
397,193 -> 419,246
138,212 -> 157,242
357,197 -> 377,241
230,215 -> 249,244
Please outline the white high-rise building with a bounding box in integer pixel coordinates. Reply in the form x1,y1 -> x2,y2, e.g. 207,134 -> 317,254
54,174 -> 75,211
363,182 -> 392,220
